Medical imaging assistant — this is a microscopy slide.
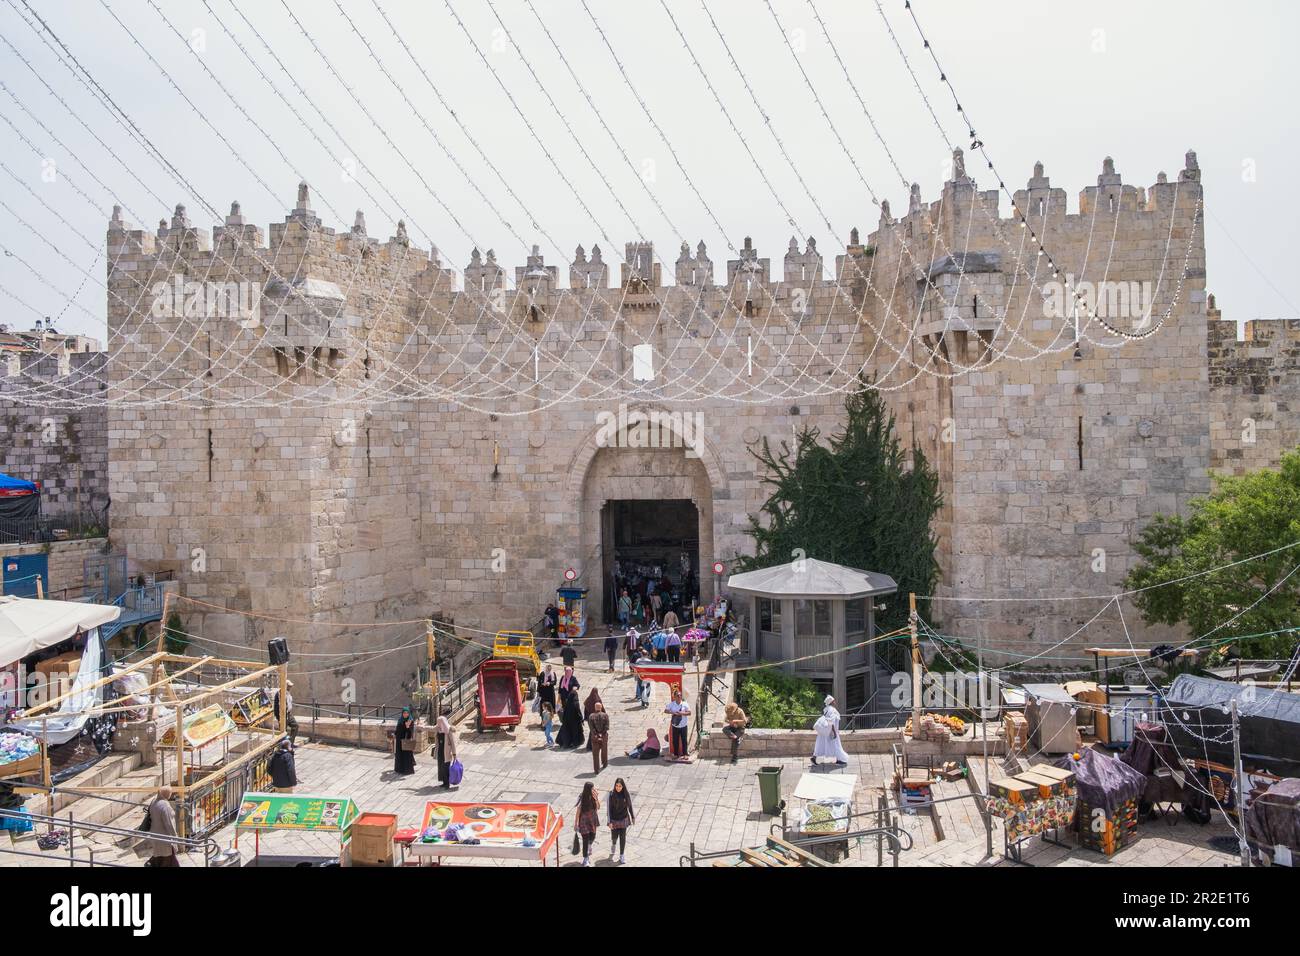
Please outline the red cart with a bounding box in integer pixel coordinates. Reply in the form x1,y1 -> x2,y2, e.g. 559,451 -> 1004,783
476,659 -> 523,732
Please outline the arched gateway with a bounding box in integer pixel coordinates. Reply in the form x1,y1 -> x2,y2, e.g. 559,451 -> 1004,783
566,407 -> 727,625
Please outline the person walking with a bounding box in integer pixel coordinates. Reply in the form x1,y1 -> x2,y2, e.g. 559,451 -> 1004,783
624,627 -> 640,668
812,694 -> 850,767
661,608 -> 680,633
537,664 -> 558,714
617,589 -> 632,628
139,787 -> 180,867
603,626 -> 618,672
607,778 -> 635,864
652,628 -> 668,662
556,687 -> 585,749
721,701 -> 748,764
392,706 -> 417,776
540,701 -> 556,748
544,603 -> 560,645
665,689 -> 691,761
665,626 -> 682,664
575,782 -> 601,866
582,687 -> 603,751
588,701 -> 610,773
560,642 -> 578,670
558,665 -> 580,706
649,590 -> 662,626
435,705 -> 459,787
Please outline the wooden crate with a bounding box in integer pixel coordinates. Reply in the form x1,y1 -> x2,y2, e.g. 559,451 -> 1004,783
350,812 -> 398,867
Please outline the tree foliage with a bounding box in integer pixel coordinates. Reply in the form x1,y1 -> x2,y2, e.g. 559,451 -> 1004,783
737,666 -> 823,729
1125,449 -> 1300,658
734,376 -> 943,633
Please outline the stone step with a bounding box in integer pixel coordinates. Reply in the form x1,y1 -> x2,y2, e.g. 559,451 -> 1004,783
22,750 -> 144,817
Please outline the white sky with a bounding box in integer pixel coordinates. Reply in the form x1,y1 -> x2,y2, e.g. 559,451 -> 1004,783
0,0 -> 1294,341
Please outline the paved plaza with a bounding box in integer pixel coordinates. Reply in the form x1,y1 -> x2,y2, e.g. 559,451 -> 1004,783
8,642 -> 1243,869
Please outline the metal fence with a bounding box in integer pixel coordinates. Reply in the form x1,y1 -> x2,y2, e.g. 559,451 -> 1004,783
0,512 -> 107,545
180,746 -> 274,840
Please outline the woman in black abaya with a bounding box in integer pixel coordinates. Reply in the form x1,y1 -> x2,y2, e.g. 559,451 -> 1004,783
392,706 -> 416,776
555,688 -> 585,749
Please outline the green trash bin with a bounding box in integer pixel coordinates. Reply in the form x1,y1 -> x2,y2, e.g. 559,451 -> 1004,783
757,765 -> 785,815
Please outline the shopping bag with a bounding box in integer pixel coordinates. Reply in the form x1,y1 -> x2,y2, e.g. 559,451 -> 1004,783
571,832 -> 580,855
448,759 -> 464,786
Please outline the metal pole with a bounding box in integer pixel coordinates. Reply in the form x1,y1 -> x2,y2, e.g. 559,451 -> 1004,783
980,628 -> 991,858
1230,700 -> 1250,867
908,593 -> 921,740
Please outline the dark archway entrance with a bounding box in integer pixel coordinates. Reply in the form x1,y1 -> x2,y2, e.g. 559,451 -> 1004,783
601,499 -> 699,624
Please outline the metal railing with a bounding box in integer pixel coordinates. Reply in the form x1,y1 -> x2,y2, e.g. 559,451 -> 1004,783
0,512 -> 107,545
0,806 -> 220,867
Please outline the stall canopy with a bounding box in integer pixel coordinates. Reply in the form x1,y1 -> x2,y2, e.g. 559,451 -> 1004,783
0,473 -> 39,523
1163,673 -> 1300,776
0,595 -> 120,669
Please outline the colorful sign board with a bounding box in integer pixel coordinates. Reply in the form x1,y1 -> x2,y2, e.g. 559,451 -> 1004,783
418,801 -> 556,844
161,703 -> 237,749
235,792 -> 359,832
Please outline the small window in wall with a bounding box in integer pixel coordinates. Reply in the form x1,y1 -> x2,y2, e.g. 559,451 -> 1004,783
631,342 -> 655,381
814,599 -> 831,636
845,598 -> 866,634
760,598 -> 782,633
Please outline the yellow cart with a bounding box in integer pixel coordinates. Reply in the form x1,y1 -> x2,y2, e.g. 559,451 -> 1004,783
492,631 -> 541,698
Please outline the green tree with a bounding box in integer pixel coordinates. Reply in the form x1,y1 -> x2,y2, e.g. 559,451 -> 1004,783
1125,449 -> 1300,658
737,666 -> 824,729
162,611 -> 189,655
734,376 -> 943,633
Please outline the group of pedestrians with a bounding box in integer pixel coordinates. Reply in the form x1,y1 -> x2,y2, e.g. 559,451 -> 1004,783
573,778 -> 635,866
390,704 -> 460,788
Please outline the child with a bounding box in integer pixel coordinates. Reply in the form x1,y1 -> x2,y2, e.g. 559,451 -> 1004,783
540,702 -> 555,747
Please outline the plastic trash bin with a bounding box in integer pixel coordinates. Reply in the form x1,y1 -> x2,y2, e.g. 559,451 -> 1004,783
757,765 -> 785,815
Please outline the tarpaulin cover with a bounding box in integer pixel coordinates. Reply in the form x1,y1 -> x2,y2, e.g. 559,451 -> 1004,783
0,472 -> 39,522
0,474 -> 37,495
1163,674 -> 1300,776
1055,747 -> 1146,815
1245,778 -> 1300,855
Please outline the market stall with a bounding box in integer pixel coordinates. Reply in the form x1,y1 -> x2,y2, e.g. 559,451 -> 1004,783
1055,747 -> 1145,856
986,763 -> 1077,864
790,771 -> 856,862
405,800 -> 564,866
234,791 -> 360,863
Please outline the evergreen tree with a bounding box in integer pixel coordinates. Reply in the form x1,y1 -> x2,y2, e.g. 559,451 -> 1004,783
735,376 -> 943,632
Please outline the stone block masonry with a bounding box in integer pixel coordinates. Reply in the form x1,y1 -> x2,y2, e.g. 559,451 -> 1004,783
1,149 -> 1291,699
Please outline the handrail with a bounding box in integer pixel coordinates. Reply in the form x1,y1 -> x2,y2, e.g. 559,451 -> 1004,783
0,806 -> 220,866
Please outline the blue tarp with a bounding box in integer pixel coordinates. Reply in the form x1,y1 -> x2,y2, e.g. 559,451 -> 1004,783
0,473 -> 37,495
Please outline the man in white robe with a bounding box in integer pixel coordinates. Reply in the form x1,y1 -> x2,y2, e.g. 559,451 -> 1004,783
812,695 -> 850,766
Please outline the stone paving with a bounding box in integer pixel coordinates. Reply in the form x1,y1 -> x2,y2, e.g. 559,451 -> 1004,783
5,645 -> 1245,868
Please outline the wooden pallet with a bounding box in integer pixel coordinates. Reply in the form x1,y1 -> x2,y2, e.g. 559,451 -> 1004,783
712,836 -> 830,867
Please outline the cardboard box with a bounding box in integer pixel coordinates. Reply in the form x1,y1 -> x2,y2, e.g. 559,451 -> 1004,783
350,812 -> 397,867
1027,764 -> 1076,788
989,776 -> 1040,805
1015,770 -> 1067,800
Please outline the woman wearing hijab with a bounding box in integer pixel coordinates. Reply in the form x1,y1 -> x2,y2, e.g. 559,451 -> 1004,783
625,728 -> 661,760
606,778 -> 635,864
558,666 -> 580,707
537,664 -> 558,714
435,705 -> 459,787
392,706 -> 417,776
556,687 -> 586,749
575,782 -> 600,867
812,694 -> 850,766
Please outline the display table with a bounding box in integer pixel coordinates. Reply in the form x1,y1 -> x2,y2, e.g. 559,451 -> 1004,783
792,772 -> 856,862
987,765 -> 1078,865
406,801 -> 564,866
234,791 -> 359,863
